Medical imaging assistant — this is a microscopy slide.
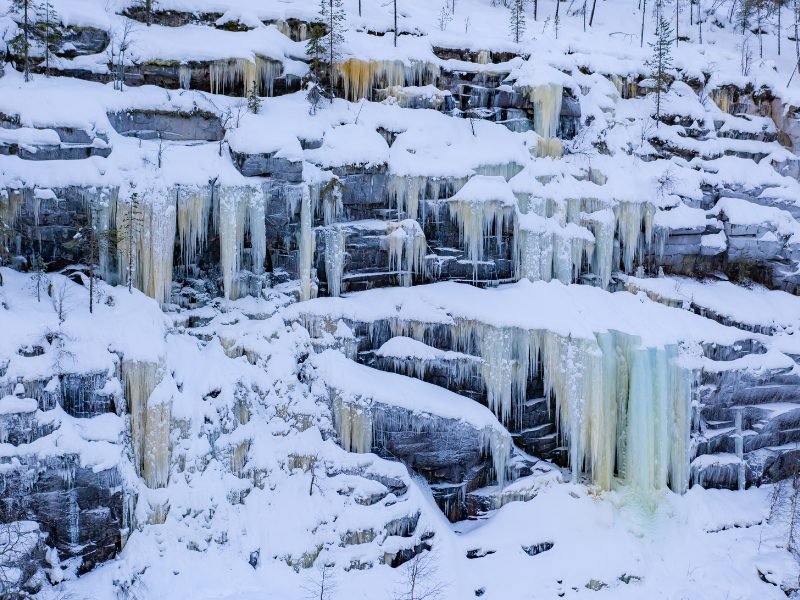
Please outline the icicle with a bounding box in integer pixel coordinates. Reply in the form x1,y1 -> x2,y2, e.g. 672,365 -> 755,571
179,65 -> 192,90
535,137 -> 564,159
255,56 -> 282,97
332,394 -> 373,453
583,209 -> 615,288
515,227 -> 554,282
735,409 -> 745,490
218,185 -> 265,300
119,189 -> 176,305
386,175 -> 425,221
321,180 -> 343,226
92,187 -> 120,285
710,87 -> 734,114
176,185 -> 213,270
143,388 -> 171,490
615,201 -> 655,274
337,59 -> 439,101
441,319 -> 691,493
0,189 -> 23,254
477,326 -> 517,425
231,400 -> 250,477
218,187 -> 247,300
448,198 -> 515,278
323,226 -> 347,297
209,57 -> 281,96
247,192 -> 267,276
384,219 -> 427,287
123,361 -> 161,478
298,186 -> 316,301
525,83 -> 564,139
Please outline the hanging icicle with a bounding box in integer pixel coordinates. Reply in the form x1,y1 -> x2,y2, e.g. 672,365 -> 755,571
323,225 -> 347,297
384,219 -> 427,287
218,185 -> 266,300
298,185 -> 317,302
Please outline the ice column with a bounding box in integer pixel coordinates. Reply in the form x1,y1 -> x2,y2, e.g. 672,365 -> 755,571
298,186 -> 316,301
123,361 -> 172,492
126,189 -> 176,305
384,220 -> 427,287
177,185 -> 213,270
323,226 -> 347,297
218,185 -> 266,300
448,198 -> 515,278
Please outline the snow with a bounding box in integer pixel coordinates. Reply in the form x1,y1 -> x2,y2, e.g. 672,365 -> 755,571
2,0 -> 800,596
623,275 -> 800,332
293,279 -> 749,348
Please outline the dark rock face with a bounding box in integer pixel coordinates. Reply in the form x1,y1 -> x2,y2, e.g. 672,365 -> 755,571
108,110 -> 225,142
231,151 -> 304,181
2,186 -> 97,270
694,363 -> 800,488
370,405 -> 492,487
325,392 -> 498,521
58,26 -> 110,58
0,455 -> 124,574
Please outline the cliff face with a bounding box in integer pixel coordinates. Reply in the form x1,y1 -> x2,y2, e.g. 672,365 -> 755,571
2,0 -> 800,597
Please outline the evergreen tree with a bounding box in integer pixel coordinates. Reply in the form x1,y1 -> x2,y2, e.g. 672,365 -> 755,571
9,0 -> 35,81
737,0 -> 756,35
646,14 -> 673,126
137,0 -> 157,26
306,22 -> 326,109
34,0 -> 62,77
509,0 -> 526,43
317,0 -> 345,102
117,191 -> 143,293
30,254 -> 49,302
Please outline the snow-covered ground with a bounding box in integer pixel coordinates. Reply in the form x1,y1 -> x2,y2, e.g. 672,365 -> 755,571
2,0 -> 800,597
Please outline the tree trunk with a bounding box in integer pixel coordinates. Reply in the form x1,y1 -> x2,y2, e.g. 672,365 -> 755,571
330,0 -> 335,102
45,3 -> 50,75
89,265 -> 94,314
641,0 -> 647,46
589,0 -> 598,26
128,208 -> 134,293
676,0 -> 680,45
555,0 -> 561,37
23,0 -> 30,82
394,0 -> 398,47
583,0 -> 587,30
698,0 -> 703,43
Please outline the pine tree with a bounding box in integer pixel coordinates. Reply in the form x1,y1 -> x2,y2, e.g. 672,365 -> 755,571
318,0 -> 345,102
647,14 -> 673,126
737,0 -> 756,35
10,0 -> 35,81
137,0 -> 157,26
641,0 -> 648,47
30,254 -> 48,302
117,191 -> 143,293
306,22 -> 326,107
509,0 -> 526,43
34,0 -> 62,77
554,0 -> 561,38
